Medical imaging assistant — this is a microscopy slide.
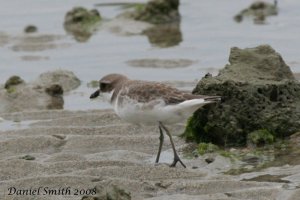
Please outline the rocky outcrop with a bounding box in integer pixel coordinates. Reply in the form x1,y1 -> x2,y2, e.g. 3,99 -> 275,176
234,1 -> 278,24
4,76 -> 24,89
34,70 -> 80,92
183,45 -> 300,146
0,70 -> 80,113
100,1 -> 182,48
64,7 -> 101,42
132,0 -> 180,24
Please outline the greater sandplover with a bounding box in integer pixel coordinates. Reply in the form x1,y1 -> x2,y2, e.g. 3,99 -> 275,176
90,74 -> 220,168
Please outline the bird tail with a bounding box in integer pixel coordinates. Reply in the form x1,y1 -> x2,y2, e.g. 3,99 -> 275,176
203,96 -> 222,103
172,97 -> 219,118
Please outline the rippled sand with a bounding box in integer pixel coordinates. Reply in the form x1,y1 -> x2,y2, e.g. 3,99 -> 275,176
0,109 -> 299,199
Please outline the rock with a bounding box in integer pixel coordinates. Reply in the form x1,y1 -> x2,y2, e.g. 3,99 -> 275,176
83,184 -> 131,200
20,155 -> 35,161
51,135 -> 66,140
45,84 -> 64,97
64,7 -> 101,42
35,70 -> 80,92
4,76 -> 24,89
234,1 -> 278,24
205,157 -> 215,164
103,2 -> 181,48
183,45 -> 300,146
290,132 -> 300,146
133,0 -> 180,24
247,129 -> 274,146
0,70 -> 79,113
24,25 -> 38,33
106,185 -> 131,200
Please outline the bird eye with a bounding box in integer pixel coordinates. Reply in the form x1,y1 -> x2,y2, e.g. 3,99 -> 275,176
100,83 -> 107,90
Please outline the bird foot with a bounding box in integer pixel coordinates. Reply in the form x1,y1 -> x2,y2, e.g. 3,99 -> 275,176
169,154 -> 186,168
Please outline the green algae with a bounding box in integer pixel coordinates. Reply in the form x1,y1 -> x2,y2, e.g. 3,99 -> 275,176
198,143 -> 219,155
133,0 -> 180,24
64,7 -> 102,42
248,129 -> 274,146
4,76 -> 24,89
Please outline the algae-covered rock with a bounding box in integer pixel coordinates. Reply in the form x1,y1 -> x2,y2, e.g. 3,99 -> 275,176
198,143 -> 219,155
234,1 -> 278,24
83,184 -> 131,200
248,129 -> 274,146
45,84 -> 64,97
4,76 -> 24,89
133,0 -> 180,24
106,185 -> 131,200
64,7 -> 101,42
183,45 -> 300,146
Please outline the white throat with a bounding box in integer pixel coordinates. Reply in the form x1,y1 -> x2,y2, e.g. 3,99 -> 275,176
100,90 -> 114,104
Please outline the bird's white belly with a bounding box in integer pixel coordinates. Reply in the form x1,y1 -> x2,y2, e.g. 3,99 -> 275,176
113,98 -> 186,125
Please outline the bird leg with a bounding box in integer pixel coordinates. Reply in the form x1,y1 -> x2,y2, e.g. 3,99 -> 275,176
155,126 -> 164,163
159,122 -> 186,168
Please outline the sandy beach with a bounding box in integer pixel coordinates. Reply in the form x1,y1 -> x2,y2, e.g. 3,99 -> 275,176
0,109 -> 299,199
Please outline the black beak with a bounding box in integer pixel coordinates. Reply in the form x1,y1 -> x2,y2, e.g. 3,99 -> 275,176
90,89 -> 100,99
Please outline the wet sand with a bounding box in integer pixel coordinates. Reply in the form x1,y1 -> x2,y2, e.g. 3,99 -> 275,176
0,109 -> 299,199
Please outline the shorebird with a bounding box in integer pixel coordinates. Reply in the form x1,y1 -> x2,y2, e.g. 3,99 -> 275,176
90,74 -> 220,168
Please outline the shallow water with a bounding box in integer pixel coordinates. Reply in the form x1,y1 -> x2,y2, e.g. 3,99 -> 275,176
0,0 -> 300,111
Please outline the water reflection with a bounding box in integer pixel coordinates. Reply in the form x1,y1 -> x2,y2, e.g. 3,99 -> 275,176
126,58 -> 194,69
45,84 -> 64,110
63,27 -> 93,42
143,22 -> 182,48
11,34 -> 68,52
95,2 -> 182,47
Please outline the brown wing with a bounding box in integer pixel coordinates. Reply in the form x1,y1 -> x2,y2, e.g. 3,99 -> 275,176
120,80 -> 217,105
